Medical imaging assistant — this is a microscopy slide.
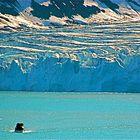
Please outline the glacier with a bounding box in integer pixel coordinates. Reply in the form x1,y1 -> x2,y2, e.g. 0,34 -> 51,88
0,0 -> 140,92
0,55 -> 140,92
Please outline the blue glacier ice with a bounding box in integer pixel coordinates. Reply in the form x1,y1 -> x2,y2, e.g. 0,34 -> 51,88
0,55 -> 140,92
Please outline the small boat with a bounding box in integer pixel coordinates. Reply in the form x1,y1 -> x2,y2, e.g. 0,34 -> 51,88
14,123 -> 24,133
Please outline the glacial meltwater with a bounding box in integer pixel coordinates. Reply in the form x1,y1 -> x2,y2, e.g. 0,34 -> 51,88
0,92 -> 140,139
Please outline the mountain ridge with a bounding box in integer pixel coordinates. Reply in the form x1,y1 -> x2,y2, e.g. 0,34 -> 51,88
0,0 -> 140,29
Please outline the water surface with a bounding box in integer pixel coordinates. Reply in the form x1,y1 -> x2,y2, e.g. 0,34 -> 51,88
0,92 -> 140,139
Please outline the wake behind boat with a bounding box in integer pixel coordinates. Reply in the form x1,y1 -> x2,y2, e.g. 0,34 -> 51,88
9,123 -> 33,133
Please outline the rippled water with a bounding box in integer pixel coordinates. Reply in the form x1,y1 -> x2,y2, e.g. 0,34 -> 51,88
0,21 -> 140,70
0,92 -> 140,139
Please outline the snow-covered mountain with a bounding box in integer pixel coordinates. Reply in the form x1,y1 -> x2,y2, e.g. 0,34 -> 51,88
0,0 -> 140,29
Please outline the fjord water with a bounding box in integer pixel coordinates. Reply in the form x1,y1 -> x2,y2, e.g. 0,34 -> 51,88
0,92 -> 140,139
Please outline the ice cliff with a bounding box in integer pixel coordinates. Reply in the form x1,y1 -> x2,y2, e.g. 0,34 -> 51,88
0,56 -> 140,92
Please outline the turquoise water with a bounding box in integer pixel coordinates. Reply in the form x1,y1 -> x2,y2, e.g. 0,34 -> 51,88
0,92 -> 140,139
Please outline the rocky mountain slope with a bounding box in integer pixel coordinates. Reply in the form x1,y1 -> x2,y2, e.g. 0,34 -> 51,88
0,0 -> 140,29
